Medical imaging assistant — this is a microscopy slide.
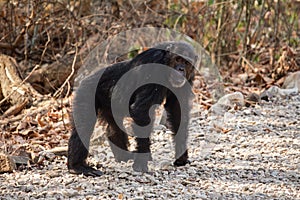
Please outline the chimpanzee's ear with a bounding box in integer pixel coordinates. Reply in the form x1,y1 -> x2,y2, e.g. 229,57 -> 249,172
194,55 -> 199,66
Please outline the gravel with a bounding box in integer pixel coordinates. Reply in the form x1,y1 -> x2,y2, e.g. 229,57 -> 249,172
0,95 -> 299,200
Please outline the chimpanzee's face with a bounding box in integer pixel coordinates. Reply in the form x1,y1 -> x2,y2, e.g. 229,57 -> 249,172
169,55 -> 195,88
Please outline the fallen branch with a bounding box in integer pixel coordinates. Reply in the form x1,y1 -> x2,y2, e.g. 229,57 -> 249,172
0,54 -> 41,113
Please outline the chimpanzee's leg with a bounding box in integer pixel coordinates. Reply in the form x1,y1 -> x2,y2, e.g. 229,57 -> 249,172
130,107 -> 155,172
103,113 -> 133,162
164,92 -> 190,166
68,68 -> 105,176
68,125 -> 103,176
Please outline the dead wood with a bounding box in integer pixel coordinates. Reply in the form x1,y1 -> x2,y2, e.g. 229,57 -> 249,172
0,54 -> 41,115
0,154 -> 15,173
27,34 -> 101,95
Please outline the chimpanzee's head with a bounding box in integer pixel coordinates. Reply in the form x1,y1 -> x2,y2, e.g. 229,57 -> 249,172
129,41 -> 197,88
155,41 -> 197,88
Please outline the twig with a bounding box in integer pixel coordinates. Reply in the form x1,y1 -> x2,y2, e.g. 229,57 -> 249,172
216,0 -> 225,67
39,31 -> 51,66
53,45 -> 78,98
174,14 -> 184,29
251,0 -> 266,44
0,29 -> 25,50
129,0 -> 140,17
241,56 -> 256,72
232,1 -> 244,32
271,0 -> 280,67
243,0 -> 254,57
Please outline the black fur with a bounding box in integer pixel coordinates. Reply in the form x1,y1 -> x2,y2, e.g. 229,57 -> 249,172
68,41 -> 197,176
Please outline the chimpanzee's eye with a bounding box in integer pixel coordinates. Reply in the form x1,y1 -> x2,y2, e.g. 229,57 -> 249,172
175,56 -> 181,62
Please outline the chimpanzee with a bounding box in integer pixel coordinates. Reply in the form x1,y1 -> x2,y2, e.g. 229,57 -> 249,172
68,41 -> 197,176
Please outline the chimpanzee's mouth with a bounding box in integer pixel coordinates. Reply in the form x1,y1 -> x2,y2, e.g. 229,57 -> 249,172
169,70 -> 186,88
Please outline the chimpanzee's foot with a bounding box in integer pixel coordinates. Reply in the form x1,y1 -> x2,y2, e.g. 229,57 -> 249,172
114,151 -> 134,162
174,150 -> 190,166
132,153 -> 151,172
68,163 -> 103,177
174,159 -> 190,166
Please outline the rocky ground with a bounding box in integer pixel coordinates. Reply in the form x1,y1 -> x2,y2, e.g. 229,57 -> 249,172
0,94 -> 299,200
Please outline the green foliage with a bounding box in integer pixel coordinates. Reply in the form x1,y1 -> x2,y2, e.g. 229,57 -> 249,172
164,1 -> 187,29
127,45 -> 142,59
208,0 -> 214,5
164,15 -> 186,29
289,38 -> 299,47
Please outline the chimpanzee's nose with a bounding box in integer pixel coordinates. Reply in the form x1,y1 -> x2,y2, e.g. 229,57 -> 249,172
175,64 -> 186,76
